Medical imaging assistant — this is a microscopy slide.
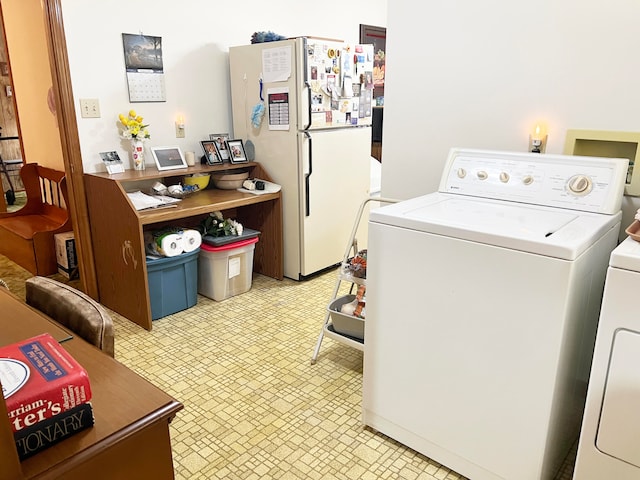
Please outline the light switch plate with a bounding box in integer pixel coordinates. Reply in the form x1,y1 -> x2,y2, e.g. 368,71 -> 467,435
80,98 -> 100,118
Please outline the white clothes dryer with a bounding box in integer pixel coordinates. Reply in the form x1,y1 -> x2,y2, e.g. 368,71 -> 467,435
572,236 -> 640,479
363,149 -> 628,480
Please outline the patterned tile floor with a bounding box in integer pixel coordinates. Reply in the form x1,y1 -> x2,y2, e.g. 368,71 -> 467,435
108,270 -> 577,480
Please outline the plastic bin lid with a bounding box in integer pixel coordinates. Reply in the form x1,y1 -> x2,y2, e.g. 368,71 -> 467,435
200,235 -> 258,252
202,228 -> 261,247
146,248 -> 199,265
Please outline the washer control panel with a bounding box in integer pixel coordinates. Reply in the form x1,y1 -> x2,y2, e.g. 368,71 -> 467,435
439,149 -> 629,214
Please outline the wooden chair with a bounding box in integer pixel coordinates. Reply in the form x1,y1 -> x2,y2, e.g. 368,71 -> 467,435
25,276 -> 115,357
0,163 -> 71,275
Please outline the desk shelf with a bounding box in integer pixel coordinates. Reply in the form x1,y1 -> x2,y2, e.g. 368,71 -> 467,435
85,162 -> 283,331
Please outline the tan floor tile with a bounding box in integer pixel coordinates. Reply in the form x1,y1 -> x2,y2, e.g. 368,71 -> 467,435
106,270 -> 575,480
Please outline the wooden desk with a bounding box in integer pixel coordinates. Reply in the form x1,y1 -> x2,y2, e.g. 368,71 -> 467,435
0,288 -> 183,479
84,162 -> 283,330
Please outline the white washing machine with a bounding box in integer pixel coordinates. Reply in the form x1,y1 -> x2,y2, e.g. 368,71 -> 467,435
362,149 -> 628,480
572,236 -> 640,479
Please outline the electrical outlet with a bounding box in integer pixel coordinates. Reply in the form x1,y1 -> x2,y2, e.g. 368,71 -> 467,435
80,98 -> 100,118
175,122 -> 185,138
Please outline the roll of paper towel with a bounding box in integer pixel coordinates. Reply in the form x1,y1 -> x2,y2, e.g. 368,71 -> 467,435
181,229 -> 202,253
145,231 -> 184,257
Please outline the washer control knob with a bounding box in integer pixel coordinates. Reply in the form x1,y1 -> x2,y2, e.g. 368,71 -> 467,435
457,168 -> 467,179
477,170 -> 488,180
523,175 -> 534,186
568,175 -> 592,195
499,172 -> 510,183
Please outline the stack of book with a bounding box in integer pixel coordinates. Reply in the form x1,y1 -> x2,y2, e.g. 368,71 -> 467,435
0,333 -> 94,460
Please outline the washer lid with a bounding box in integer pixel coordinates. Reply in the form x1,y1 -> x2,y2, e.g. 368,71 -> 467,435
370,193 -> 621,260
610,236 -> 640,271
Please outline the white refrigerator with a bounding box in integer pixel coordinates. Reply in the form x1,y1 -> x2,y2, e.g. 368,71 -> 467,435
229,37 -> 374,280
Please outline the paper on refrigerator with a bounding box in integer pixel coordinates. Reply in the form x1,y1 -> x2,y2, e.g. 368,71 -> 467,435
262,45 -> 291,83
267,87 -> 290,130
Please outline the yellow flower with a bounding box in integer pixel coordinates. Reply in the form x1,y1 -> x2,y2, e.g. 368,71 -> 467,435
118,110 -> 151,140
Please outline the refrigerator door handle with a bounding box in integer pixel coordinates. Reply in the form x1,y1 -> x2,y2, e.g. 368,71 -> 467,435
302,38 -> 312,130
304,84 -> 312,131
304,131 -> 312,217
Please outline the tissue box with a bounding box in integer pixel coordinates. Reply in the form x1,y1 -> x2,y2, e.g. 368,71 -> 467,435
55,232 -> 77,279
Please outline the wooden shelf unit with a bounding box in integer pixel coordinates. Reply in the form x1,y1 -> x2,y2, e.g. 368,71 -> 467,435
84,162 -> 283,331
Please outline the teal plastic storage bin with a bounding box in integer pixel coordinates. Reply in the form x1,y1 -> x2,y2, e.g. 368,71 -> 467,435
147,249 -> 198,320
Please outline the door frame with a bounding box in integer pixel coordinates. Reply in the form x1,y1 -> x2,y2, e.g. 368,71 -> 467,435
41,0 -> 98,298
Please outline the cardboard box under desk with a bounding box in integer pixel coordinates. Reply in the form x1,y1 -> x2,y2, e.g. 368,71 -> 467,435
55,231 -> 78,279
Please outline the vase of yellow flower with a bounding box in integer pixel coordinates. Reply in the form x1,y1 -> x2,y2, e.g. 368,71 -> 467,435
130,138 -> 145,170
118,109 -> 151,171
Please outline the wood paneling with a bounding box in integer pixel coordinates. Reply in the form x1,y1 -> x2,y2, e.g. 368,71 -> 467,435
0,9 -> 22,198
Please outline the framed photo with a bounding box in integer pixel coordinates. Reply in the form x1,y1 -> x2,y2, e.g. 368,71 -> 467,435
122,33 -> 163,71
359,24 -> 386,98
226,139 -> 248,164
99,151 -> 125,174
200,140 -> 222,165
209,133 -> 230,161
150,146 -> 187,171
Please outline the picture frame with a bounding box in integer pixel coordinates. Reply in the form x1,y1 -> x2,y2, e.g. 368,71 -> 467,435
200,140 -> 222,165
359,24 -> 386,99
209,133 -> 230,161
122,33 -> 164,71
99,151 -> 125,174
150,146 -> 187,171
226,139 -> 248,164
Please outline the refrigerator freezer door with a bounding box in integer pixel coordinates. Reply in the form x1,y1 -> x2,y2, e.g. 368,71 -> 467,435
301,39 -> 374,130
230,38 -> 301,133
298,127 -> 372,276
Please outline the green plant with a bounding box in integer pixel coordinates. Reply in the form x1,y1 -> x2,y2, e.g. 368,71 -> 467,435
200,211 -> 243,237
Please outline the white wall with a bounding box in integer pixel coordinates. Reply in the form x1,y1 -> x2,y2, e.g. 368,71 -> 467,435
382,0 -> 640,230
60,0 -> 387,173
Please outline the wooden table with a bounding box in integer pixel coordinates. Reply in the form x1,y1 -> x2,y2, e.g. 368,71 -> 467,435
0,288 -> 183,479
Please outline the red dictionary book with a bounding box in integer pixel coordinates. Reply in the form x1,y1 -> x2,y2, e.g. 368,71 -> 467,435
0,333 -> 92,433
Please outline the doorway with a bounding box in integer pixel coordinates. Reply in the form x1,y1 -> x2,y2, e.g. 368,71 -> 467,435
0,13 -> 23,210
0,0 -> 98,298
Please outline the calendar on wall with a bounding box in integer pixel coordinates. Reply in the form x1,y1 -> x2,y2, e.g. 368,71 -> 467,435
122,33 -> 166,103
126,71 -> 166,102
